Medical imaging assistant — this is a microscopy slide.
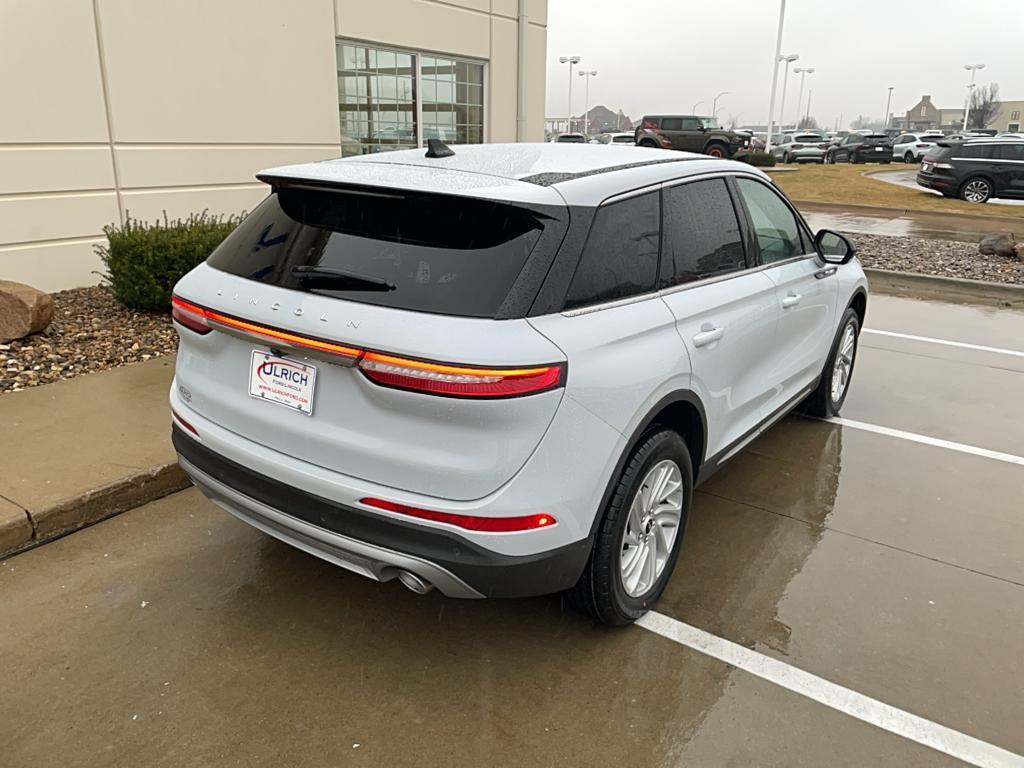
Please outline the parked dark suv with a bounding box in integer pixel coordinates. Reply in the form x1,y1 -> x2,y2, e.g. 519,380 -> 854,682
634,115 -> 749,157
825,133 -> 892,164
917,138 -> 1024,203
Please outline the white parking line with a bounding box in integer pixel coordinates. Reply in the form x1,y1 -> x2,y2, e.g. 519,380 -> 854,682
864,329 -> 1024,359
638,611 -> 1024,768
823,417 -> 1024,467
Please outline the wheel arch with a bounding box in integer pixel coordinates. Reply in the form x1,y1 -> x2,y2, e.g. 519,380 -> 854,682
847,288 -> 868,326
584,390 -> 708,542
959,173 -> 995,195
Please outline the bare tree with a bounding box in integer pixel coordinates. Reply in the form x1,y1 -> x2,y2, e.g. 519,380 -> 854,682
798,116 -> 819,130
969,83 -> 1000,129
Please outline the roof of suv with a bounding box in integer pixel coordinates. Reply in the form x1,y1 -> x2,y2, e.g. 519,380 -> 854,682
258,143 -> 766,207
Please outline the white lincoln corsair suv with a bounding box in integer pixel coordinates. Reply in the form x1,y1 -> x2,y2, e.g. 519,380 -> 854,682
170,142 -> 867,625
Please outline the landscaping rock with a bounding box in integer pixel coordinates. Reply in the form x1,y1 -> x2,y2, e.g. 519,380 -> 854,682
978,233 -> 1017,259
1016,242 -> 1024,261
0,281 -> 55,343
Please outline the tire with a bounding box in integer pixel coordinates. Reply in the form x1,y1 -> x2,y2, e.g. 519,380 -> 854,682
569,429 -> 693,626
639,138 -> 659,148
824,152 -> 835,164
904,152 -> 915,164
802,307 -> 860,418
849,151 -> 860,164
959,176 -> 992,203
705,142 -> 728,158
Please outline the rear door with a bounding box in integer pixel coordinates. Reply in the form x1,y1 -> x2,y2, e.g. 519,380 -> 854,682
733,177 -> 838,419
657,176 -> 780,459
659,117 -> 686,149
995,143 -> 1024,196
679,117 -> 706,152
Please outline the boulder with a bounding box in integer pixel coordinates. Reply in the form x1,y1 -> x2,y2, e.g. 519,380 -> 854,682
978,232 -> 1017,258
0,281 -> 55,343
1016,242 -> 1024,261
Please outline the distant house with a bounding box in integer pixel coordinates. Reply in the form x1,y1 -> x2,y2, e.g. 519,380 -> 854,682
903,94 -> 1021,132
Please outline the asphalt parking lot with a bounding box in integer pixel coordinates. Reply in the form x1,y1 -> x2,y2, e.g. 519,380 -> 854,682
2,294 -> 1023,768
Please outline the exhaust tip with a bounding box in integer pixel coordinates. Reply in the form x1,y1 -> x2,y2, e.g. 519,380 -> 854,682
397,570 -> 434,595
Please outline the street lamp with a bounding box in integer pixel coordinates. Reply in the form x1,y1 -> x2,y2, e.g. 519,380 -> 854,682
962,63 -> 986,130
558,56 -> 581,132
692,100 -> 704,114
884,86 -> 894,130
776,53 -> 800,134
712,91 -> 729,120
765,0 -> 788,154
793,67 -> 814,128
578,70 -> 597,136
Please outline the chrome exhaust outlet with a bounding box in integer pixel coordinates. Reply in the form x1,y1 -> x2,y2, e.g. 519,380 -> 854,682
397,570 -> 434,595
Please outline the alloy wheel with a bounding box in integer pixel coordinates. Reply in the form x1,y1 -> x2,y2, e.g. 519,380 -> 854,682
963,180 -> 991,203
831,321 -> 857,403
619,459 -> 683,597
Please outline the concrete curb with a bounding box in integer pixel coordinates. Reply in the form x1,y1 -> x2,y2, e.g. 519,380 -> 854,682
1,463 -> 190,560
792,199 -> 1023,225
865,268 -> 1024,308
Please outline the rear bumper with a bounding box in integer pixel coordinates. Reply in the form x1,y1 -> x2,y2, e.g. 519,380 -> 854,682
916,173 -> 954,191
173,425 -> 592,598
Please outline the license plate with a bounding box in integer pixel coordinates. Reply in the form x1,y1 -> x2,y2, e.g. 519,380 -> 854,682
248,350 -> 317,416
874,146 -> 884,151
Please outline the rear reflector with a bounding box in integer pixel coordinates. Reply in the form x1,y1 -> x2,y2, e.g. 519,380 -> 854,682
358,352 -> 563,398
171,407 -> 199,436
171,295 -> 565,398
360,497 -> 556,532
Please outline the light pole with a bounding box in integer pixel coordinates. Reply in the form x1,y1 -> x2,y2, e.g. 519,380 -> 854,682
777,53 -> 800,134
962,63 -> 986,130
712,91 -> 729,120
558,56 -> 580,132
793,67 -> 814,127
804,90 -> 812,127
765,0 -> 787,154
578,70 -> 597,136
884,86 -> 894,130
692,100 -> 704,114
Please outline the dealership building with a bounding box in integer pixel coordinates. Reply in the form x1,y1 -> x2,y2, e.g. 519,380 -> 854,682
1,0 -> 548,291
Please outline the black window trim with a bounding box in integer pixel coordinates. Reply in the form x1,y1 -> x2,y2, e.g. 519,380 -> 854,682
562,171 -> 821,313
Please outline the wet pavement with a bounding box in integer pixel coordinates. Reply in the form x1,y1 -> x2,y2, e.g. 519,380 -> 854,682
3,294 -> 1024,767
802,208 -> 1011,242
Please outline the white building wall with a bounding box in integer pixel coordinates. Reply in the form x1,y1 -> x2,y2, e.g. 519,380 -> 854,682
0,0 -> 547,292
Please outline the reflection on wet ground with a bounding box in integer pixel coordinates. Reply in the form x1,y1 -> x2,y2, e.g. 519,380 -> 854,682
2,294 -> 1023,767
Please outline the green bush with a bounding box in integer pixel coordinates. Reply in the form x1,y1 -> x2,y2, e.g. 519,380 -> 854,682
97,210 -> 242,311
742,151 -> 777,167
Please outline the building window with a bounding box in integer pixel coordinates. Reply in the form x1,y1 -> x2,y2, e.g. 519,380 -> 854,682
337,42 -> 484,156
1012,111 -> 1021,120
920,106 -> 927,117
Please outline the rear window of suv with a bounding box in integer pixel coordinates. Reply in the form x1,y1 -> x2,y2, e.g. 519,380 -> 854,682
206,188 -> 551,318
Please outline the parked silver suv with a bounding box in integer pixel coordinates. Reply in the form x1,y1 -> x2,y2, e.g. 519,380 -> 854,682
170,143 -> 867,625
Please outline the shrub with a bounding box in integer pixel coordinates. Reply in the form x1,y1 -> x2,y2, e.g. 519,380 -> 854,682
742,151 -> 777,167
97,210 -> 242,312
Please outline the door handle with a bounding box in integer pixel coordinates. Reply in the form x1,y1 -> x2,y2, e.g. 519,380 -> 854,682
781,292 -> 801,309
693,325 -> 724,348
815,266 -> 838,279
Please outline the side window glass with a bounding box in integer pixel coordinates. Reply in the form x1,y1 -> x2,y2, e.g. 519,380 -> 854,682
660,179 -> 746,287
996,144 -> 1024,161
680,118 -> 702,131
736,178 -> 805,264
661,118 -> 683,131
565,192 -> 660,310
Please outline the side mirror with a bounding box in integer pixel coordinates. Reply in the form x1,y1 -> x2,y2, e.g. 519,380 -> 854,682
815,229 -> 857,265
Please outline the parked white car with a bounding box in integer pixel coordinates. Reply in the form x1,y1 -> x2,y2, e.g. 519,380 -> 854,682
169,143 -> 867,625
891,133 -> 943,163
774,133 -> 830,163
602,132 -> 637,145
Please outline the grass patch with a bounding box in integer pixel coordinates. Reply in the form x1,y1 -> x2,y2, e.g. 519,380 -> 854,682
769,164 -> 1024,219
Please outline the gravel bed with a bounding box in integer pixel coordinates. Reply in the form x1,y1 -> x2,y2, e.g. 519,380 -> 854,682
0,287 -> 177,396
849,232 -> 1024,284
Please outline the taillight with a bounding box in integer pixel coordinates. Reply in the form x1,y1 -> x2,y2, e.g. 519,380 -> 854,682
171,407 -> 199,436
792,143 -> 804,150
916,143 -> 931,148
171,297 -> 212,335
170,296 -> 565,399
358,352 -> 564,398
360,497 -> 557,532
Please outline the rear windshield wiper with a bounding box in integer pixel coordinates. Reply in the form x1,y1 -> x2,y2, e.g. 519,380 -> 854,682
290,265 -> 395,292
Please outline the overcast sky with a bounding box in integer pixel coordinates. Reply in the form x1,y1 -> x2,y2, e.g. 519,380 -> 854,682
544,0 -> 1024,129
